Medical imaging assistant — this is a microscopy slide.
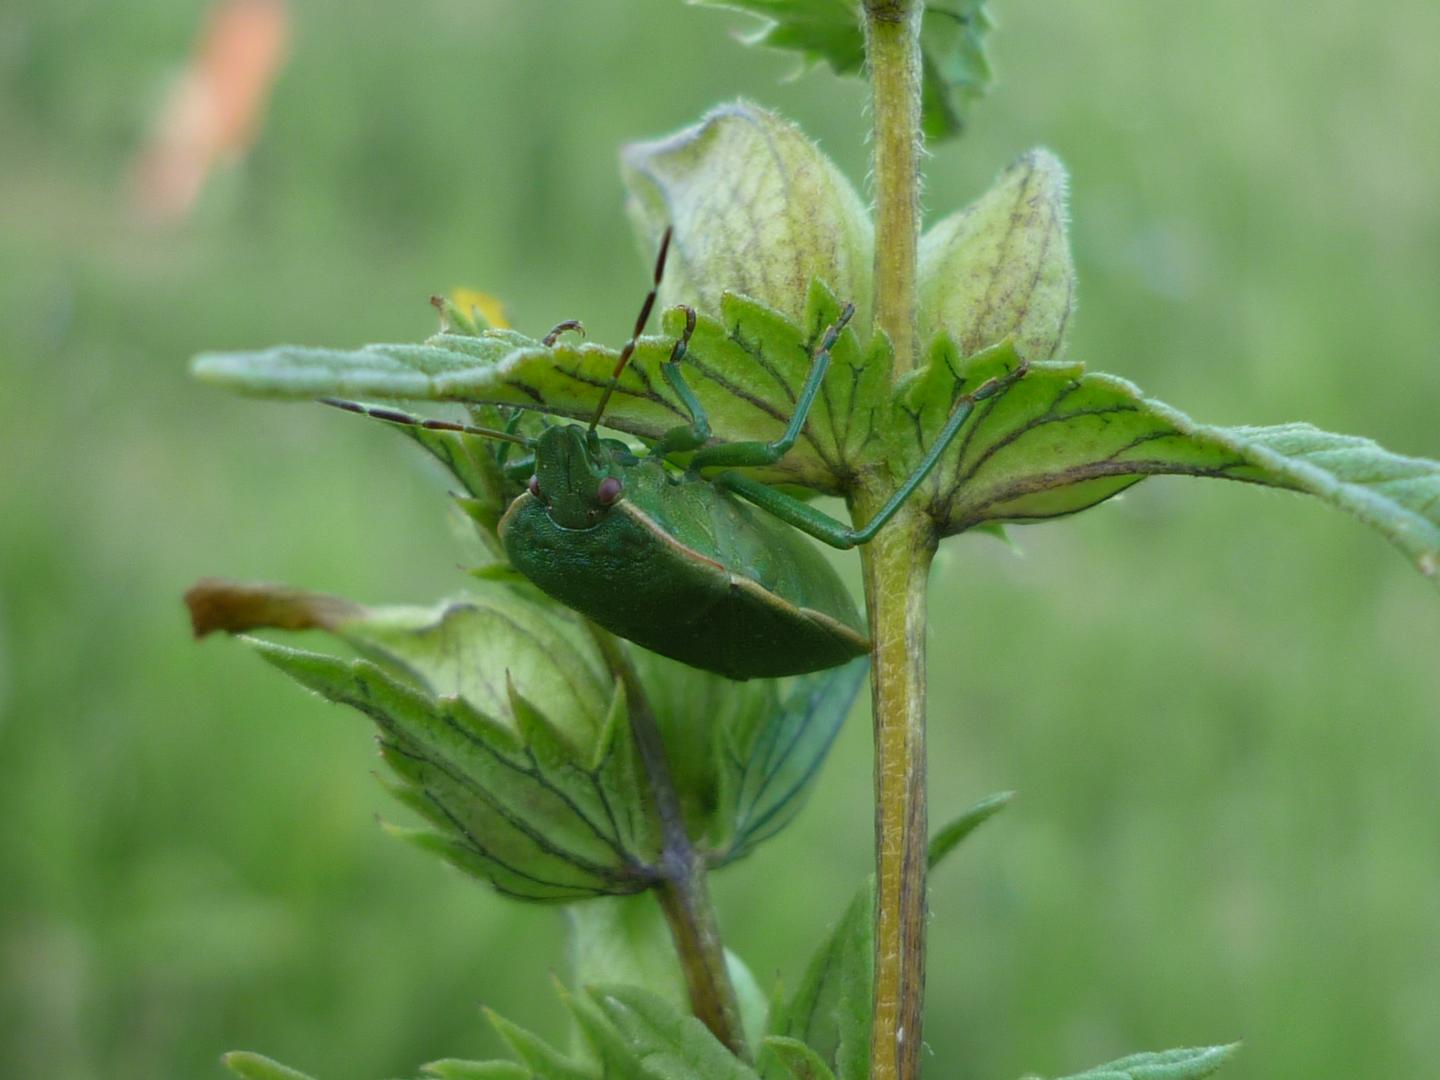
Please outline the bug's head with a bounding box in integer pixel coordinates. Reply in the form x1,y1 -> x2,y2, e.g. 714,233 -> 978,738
528,425 -> 624,529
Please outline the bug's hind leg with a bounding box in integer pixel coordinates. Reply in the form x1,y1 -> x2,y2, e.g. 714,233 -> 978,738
715,360 -> 1029,549
685,303 -> 855,472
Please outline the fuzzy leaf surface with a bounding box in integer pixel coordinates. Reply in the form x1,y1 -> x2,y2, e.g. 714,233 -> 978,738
904,342 -> 1440,585
194,285 -> 886,494
688,3 -> 994,140
917,150 -> 1074,363
1031,1043 -> 1239,1080
624,101 -> 873,332
193,329 -> 539,399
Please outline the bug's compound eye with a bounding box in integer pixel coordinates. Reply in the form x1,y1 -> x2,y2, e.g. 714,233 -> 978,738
527,475 -> 541,499
596,477 -> 623,506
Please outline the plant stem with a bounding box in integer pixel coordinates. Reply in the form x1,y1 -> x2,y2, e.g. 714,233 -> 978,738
857,498 -> 934,1080
865,0 -> 924,376
589,627 -> 749,1059
863,3 -> 929,1079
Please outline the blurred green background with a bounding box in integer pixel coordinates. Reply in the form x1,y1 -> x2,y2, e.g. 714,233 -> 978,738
2,1 -> 1438,1077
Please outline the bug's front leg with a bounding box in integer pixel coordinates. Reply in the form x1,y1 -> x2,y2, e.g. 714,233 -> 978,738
687,303 -> 856,472
647,306 -> 715,458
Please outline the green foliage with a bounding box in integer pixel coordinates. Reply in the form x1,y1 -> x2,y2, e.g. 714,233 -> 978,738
761,791 -> 1012,1079
592,985 -> 763,1078
351,980 -> 778,1079
223,1052 -> 320,1080
917,3 -> 996,140
194,287 -> 884,496
624,102 -> 874,333
198,270 -> 1440,592
902,341 -> 1440,580
569,896 -> 770,1049
8,2 -> 1440,1078
713,658 -> 868,860
917,149 -> 1074,364
421,1061 -> 530,1079
184,577 -> 865,902
767,882 -> 871,1080
761,1037 -> 836,1080
195,97 -> 1440,592
1029,1044 -> 1240,1080
926,789 -> 1014,869
688,1 -> 995,140
255,630 -> 657,902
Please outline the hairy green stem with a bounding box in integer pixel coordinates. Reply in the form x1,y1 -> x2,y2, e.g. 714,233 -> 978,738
863,3 -> 930,1079
589,627 -> 749,1059
865,0 -> 924,375
857,498 -> 934,1080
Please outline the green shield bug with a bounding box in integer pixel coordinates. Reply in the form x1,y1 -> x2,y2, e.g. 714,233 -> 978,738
326,229 -> 1026,679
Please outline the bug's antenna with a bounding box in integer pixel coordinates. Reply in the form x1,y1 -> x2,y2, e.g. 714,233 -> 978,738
589,225 -> 673,432
319,398 -> 536,448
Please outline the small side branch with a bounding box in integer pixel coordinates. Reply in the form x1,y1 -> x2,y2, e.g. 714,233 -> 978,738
589,627 -> 749,1059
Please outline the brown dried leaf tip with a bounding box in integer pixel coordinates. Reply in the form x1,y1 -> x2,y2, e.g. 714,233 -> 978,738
184,578 -> 364,638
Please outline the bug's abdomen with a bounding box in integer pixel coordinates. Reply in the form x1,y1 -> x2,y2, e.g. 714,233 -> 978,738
499,493 -> 868,680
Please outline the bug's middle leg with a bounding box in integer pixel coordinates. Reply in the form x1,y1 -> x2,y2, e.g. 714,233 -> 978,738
685,303 -> 856,472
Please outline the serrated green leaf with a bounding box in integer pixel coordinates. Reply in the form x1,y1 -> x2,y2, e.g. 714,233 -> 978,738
195,286 -> 887,496
439,288 -> 884,494
761,1036 -> 837,1080
225,588 -> 664,900
590,984 -> 762,1080
486,1009 -> 597,1079
334,590 -> 614,751
421,1060 -> 529,1080
927,790 -> 1013,870
918,2 -> 996,140
903,345 -> 1440,585
688,4 -> 994,141
772,881 -> 872,1080
1039,1043 -> 1240,1080
222,1051 -> 319,1080
716,658 -> 868,862
559,979 -> 653,1076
